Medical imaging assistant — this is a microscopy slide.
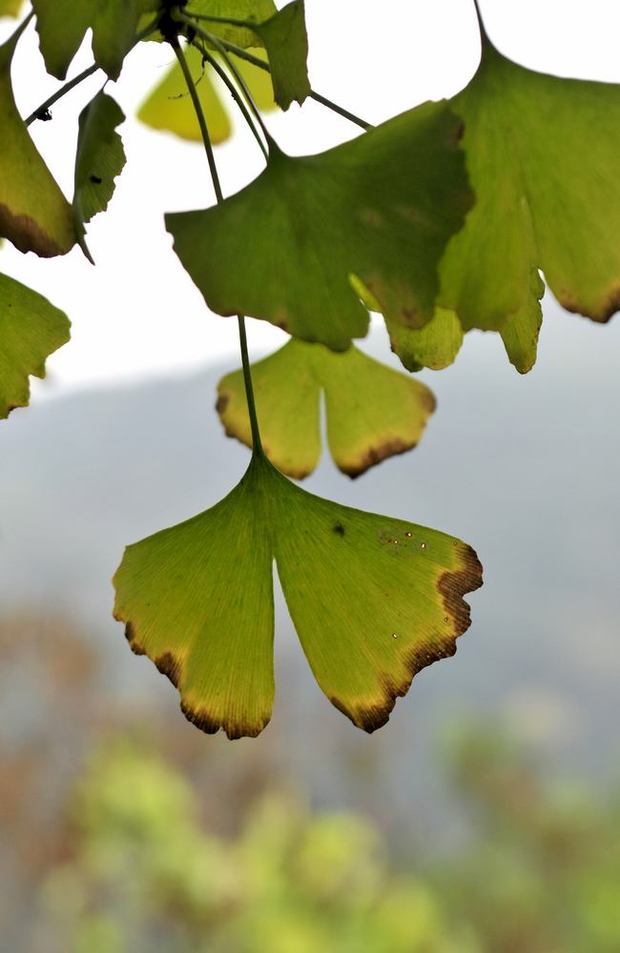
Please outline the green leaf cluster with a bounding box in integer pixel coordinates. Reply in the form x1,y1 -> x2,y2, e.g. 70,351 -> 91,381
2,1 -> 619,737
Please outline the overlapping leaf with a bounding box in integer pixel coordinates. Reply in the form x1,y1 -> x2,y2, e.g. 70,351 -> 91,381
249,0 -> 309,109
32,0 -> 144,80
217,340 -> 436,478
186,0 -> 276,49
384,308 -> 463,373
114,454 -> 482,738
138,45 -> 274,145
0,23 -> 76,257
73,91 -> 126,252
440,29 -> 620,342
0,273 -> 70,418
166,102 -> 472,351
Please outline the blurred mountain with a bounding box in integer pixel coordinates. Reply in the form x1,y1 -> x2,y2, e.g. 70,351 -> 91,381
0,301 -> 619,846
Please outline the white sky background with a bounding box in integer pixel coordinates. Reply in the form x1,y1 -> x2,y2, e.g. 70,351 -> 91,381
2,0 -> 620,396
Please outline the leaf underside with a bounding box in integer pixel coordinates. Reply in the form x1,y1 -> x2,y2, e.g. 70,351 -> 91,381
166,101 -> 472,351
114,455 -> 482,739
0,272 -> 70,419
217,340 -> 436,478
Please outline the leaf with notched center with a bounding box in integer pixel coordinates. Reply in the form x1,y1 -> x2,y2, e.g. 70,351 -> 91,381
0,273 -> 70,419
217,340 -> 436,478
0,24 -> 76,257
32,0 -> 141,80
113,454 -> 482,738
73,92 -> 126,252
166,102 -> 472,351
440,30 -> 620,339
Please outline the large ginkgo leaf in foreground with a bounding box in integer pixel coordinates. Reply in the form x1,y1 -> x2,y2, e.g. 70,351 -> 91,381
166,102 -> 472,351
0,23 -> 75,257
217,340 -> 436,478
0,273 -> 70,418
440,31 -> 620,335
114,455 -> 482,738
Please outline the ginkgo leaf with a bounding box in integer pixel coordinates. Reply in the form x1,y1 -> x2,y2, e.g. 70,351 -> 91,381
113,453 -> 482,738
186,0 -> 277,49
138,45 -> 275,143
166,103 -> 472,351
73,91 -> 126,250
138,44 -> 231,144
0,272 -> 70,418
217,340 -> 436,478
440,29 -> 620,335
251,0 -> 309,109
32,0 -> 141,80
0,23 -> 75,257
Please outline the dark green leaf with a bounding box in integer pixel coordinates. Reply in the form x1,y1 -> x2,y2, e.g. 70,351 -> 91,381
32,0 -> 140,80
252,0 -> 309,109
166,103 -> 472,351
0,272 -> 70,418
114,454 -> 482,738
73,91 -> 126,249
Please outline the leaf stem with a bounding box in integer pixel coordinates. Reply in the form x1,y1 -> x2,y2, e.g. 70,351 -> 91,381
195,35 -> 373,131
171,36 -> 263,454
25,16 -> 160,126
178,14 -> 271,144
191,38 -> 268,159
25,64 -> 99,126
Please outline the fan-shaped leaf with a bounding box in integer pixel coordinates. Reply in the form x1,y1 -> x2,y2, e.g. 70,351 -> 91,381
138,45 -> 275,143
440,31 -> 620,337
73,91 -> 126,249
0,24 -> 75,257
32,0 -> 140,80
138,44 -> 231,144
0,273 -> 70,419
217,341 -> 435,478
114,454 -> 482,738
166,103 -> 472,351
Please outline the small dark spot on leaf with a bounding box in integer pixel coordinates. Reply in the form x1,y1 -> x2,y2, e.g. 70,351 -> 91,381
89,174 -> 103,184
333,521 -> 345,536
215,392 -> 229,414
35,107 -> 52,122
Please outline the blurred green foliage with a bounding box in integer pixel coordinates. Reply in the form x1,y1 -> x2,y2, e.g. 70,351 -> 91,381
40,730 -> 619,953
